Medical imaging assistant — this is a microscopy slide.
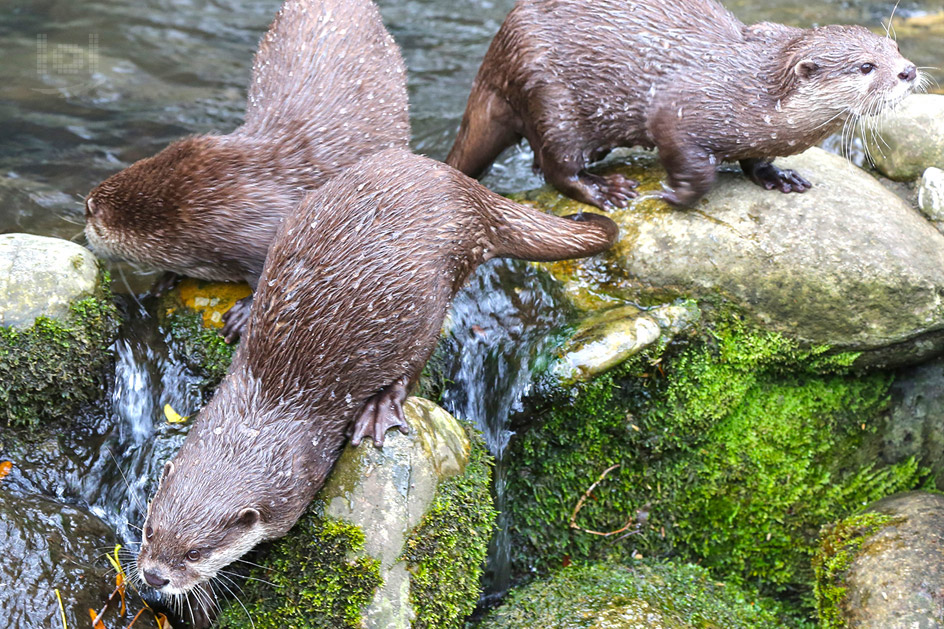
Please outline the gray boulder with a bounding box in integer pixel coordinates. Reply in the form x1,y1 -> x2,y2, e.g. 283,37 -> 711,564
865,94 -> 944,181
0,233 -> 101,329
919,167 -> 944,229
533,147 -> 944,367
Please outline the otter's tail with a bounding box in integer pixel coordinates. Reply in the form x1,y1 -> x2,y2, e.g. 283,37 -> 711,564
480,192 -> 619,262
446,83 -> 522,179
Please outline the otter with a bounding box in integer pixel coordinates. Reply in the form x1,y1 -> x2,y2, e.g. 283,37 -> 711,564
135,149 -> 618,615
83,0 -> 410,339
446,0 -> 920,208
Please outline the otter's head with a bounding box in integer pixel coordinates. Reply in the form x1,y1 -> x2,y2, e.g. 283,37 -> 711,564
137,374 -> 318,597
84,135 -> 257,280
777,25 -> 918,124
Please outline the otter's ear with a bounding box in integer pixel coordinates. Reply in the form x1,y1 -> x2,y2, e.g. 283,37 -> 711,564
237,508 -> 261,528
794,59 -> 820,80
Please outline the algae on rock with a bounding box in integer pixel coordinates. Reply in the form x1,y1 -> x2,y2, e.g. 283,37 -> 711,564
479,561 -> 795,628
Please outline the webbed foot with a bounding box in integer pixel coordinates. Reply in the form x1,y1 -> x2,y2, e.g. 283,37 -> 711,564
581,172 -> 639,209
149,272 -> 181,298
350,377 -> 410,448
220,295 -> 253,343
741,159 -> 811,193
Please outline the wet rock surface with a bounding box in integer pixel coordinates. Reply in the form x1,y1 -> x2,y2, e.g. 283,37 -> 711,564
322,397 -> 472,628
838,492 -> 944,628
534,147 -> 944,367
0,490 -> 115,628
0,233 -> 101,329
919,167 -> 944,230
866,94 -> 944,181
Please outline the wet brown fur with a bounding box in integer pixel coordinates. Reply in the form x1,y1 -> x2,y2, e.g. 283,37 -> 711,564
137,148 -> 618,599
446,0 -> 917,207
84,0 -> 410,285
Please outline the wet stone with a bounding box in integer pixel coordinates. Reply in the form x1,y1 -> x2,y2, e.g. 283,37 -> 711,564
918,167 -> 944,228
0,490 -> 115,628
837,492 -> 944,628
536,147 -> 944,368
865,94 -> 944,181
320,397 -> 471,629
0,233 -> 101,329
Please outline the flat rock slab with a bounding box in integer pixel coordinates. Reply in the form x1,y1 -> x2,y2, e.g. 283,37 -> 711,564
537,148 -> 944,367
843,492 -> 944,628
0,233 -> 101,329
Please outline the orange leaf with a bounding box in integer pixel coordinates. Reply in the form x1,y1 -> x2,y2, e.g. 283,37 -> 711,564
0,461 -> 12,482
89,609 -> 106,629
116,573 -> 127,616
154,612 -> 170,629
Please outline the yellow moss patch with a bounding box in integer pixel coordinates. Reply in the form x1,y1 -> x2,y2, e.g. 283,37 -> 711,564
173,279 -> 252,329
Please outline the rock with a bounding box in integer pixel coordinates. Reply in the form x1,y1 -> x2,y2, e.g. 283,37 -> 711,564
479,561 -> 793,628
215,398 -> 496,629
530,147 -> 944,368
0,490 -> 116,629
0,234 -> 118,429
919,167 -> 944,228
872,357 -> 944,488
551,301 -> 699,384
864,94 -> 944,181
814,492 -> 944,628
0,233 -> 101,329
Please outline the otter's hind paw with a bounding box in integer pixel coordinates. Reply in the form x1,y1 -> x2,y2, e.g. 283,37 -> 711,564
350,377 -> 410,448
742,160 -> 811,194
220,295 -> 253,343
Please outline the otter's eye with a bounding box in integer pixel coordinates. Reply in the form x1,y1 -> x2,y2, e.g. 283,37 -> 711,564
146,526 -> 154,540
186,549 -> 201,562
859,63 -> 876,75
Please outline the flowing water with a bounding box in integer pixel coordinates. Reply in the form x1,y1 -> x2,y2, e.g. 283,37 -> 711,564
0,0 -> 941,624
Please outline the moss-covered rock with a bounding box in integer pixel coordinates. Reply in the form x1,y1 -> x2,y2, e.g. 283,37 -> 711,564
505,311 -> 927,616
159,278 -> 250,387
814,491 -> 944,628
0,235 -> 118,429
479,561 -> 797,628
216,399 -> 495,628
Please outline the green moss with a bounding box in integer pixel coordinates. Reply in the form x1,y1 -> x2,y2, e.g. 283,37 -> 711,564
812,512 -> 902,628
507,312 -> 926,616
0,272 -> 118,429
164,308 -> 236,388
215,504 -> 382,629
402,431 -> 497,628
479,561 -> 798,628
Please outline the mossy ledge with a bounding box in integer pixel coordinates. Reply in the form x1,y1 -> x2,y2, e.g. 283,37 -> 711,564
506,310 -> 927,618
0,270 -> 118,430
812,512 -> 904,629
479,560 -> 796,628
402,430 -> 497,628
215,504 -> 382,629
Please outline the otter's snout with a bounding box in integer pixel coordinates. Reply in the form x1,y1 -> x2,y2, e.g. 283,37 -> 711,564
143,569 -> 170,589
899,65 -> 917,82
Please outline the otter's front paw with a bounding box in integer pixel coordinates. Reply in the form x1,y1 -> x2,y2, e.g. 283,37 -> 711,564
743,161 -> 811,193
585,172 -> 638,208
220,295 -> 253,343
350,377 -> 410,448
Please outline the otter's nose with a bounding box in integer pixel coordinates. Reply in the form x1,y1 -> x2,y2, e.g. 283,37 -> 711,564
899,65 -> 917,82
143,570 -> 169,588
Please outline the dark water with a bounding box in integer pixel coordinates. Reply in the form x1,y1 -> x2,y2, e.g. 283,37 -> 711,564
0,0 -> 942,623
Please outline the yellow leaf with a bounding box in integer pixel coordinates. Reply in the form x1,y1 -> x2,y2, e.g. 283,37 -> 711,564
107,544 -> 124,577
163,404 -> 189,424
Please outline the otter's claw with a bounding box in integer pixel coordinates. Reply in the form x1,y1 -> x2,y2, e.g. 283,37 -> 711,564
220,295 -> 253,343
350,377 -> 410,448
149,272 -> 181,298
586,172 -> 639,208
741,159 -> 812,194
